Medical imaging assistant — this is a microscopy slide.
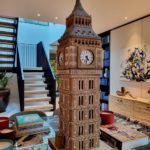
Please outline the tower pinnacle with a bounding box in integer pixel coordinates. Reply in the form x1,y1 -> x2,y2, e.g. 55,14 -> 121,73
68,0 -> 90,18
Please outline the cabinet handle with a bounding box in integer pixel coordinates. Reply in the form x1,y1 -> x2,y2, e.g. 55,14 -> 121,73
117,99 -> 123,103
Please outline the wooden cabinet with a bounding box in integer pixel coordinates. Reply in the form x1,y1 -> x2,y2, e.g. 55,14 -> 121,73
109,95 -> 133,118
109,95 -> 150,125
133,102 -> 150,124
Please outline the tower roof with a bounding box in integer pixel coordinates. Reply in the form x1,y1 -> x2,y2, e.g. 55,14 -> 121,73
61,25 -> 100,39
68,0 -> 90,18
59,0 -> 100,41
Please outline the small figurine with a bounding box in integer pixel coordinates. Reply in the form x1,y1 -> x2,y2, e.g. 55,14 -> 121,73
116,87 -> 136,99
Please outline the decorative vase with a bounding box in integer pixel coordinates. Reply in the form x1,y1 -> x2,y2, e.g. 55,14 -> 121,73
0,89 -> 10,113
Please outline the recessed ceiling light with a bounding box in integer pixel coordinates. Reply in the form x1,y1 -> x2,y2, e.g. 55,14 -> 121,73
37,13 -> 41,17
55,17 -> 58,20
124,17 -> 128,20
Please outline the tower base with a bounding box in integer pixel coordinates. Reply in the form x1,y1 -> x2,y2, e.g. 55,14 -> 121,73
48,138 -> 113,150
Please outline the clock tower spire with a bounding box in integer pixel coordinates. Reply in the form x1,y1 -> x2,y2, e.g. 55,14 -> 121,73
56,0 -> 103,149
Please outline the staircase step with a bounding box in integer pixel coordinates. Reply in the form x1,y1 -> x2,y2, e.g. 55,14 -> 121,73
0,54 -> 14,58
0,60 -> 14,64
25,97 -> 51,104
0,31 -> 16,37
24,77 -> 45,82
0,67 -> 14,71
0,16 -> 18,20
24,104 -> 53,111
0,39 -> 16,45
24,72 -> 44,76
25,90 -> 49,95
0,22 -> 16,29
23,67 -> 43,72
25,83 -> 47,88
0,47 -> 15,52
24,67 -> 43,71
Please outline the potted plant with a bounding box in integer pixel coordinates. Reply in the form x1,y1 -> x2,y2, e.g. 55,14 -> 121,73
0,72 -> 11,112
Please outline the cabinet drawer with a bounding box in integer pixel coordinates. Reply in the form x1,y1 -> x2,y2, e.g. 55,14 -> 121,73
109,96 -> 133,118
133,102 -> 150,123
109,96 -> 122,113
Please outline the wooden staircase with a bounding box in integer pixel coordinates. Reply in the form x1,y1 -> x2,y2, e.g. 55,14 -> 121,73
23,67 -> 53,112
0,16 -> 56,113
0,16 -> 18,71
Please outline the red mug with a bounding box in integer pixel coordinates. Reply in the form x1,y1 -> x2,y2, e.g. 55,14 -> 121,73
100,110 -> 114,125
0,117 -> 9,130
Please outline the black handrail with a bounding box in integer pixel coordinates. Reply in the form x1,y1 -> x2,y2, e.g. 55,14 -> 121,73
13,18 -> 19,68
37,42 -> 56,110
16,45 -> 24,111
15,18 -> 24,111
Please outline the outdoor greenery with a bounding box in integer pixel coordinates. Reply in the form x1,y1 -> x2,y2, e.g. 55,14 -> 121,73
50,53 -> 59,91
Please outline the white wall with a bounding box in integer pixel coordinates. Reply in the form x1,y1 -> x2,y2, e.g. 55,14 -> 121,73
110,17 -> 150,99
18,21 -> 65,58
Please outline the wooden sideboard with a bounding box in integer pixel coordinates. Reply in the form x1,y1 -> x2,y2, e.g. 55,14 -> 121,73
109,95 -> 150,125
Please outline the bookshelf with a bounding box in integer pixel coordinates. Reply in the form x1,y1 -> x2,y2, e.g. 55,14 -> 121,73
99,31 -> 110,110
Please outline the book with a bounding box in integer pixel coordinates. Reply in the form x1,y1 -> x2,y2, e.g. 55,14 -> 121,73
16,113 -> 44,129
100,123 -> 149,150
15,134 -> 43,147
14,121 -> 50,137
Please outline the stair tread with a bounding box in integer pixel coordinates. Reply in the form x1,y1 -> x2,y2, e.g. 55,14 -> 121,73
25,97 -> 50,104
24,72 -> 44,75
0,47 -> 15,52
0,67 -> 14,71
25,83 -> 47,87
0,54 -> 14,58
24,67 -> 43,71
24,104 -> 53,111
25,77 -> 45,80
0,39 -> 16,45
0,60 -> 14,64
0,31 -> 16,37
25,97 -> 51,101
25,90 -> 49,94
0,16 -> 18,20
0,22 -> 16,29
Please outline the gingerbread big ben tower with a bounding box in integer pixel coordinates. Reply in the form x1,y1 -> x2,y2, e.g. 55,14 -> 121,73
56,0 -> 103,149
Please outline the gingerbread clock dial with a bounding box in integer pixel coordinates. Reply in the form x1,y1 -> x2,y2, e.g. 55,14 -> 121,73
58,53 -> 63,65
80,50 -> 94,65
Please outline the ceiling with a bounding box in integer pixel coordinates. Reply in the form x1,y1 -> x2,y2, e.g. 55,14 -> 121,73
0,0 -> 150,33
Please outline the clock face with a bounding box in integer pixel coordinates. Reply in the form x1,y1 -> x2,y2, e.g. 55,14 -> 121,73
58,53 -> 63,65
80,50 -> 94,65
